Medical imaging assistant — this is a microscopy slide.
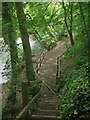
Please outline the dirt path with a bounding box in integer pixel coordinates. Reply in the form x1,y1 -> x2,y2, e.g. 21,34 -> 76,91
38,38 -> 70,91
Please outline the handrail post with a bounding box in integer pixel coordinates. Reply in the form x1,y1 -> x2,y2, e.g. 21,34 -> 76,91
35,51 -> 45,74
60,56 -> 61,78
36,64 -> 38,73
56,57 -> 59,79
22,81 -> 29,108
58,57 -> 60,77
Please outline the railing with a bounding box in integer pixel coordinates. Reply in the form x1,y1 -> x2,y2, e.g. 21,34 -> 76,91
15,46 -> 71,119
15,49 -> 47,120
35,51 -> 46,73
56,46 -> 71,79
15,80 -> 42,120
43,81 -> 56,96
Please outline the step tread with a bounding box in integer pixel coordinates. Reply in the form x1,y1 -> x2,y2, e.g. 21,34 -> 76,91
31,115 -> 59,118
42,100 -> 59,103
39,102 -> 59,105
40,99 -> 59,103
41,96 -> 59,100
36,109 -> 59,112
33,110 -> 59,116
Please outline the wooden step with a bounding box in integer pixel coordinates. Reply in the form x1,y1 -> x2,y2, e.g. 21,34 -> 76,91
29,115 -> 59,120
39,101 -> 59,106
33,110 -> 59,116
37,102 -> 58,110
40,97 -> 59,102
41,89 -> 58,96
41,98 -> 59,103
41,94 -> 55,97
41,96 -> 59,101
41,95 -> 57,100
41,88 -> 57,94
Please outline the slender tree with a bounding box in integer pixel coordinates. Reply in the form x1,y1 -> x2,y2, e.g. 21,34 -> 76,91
78,3 -> 88,39
2,3 -> 18,111
62,2 -> 74,45
88,2 -> 90,85
15,2 -> 35,81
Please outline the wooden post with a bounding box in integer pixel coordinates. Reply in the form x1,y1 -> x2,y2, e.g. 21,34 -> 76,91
56,57 -> 59,79
36,64 -> 38,73
22,81 -> 29,108
58,57 -> 60,77
60,57 -> 61,78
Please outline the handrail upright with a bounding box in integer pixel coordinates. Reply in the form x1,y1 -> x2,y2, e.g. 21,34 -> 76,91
56,46 -> 71,79
36,51 -> 45,73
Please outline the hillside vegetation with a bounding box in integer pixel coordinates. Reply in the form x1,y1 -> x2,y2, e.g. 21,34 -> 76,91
57,36 -> 89,120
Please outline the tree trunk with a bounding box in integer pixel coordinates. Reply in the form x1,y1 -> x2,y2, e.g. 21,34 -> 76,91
62,2 -> 74,46
2,3 -> 18,112
88,2 -> 90,85
69,31 -> 74,46
78,3 -> 88,39
15,2 -> 35,81
69,3 -> 74,46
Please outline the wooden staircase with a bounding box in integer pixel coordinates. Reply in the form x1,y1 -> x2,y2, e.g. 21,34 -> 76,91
29,83 -> 60,120
15,82 -> 60,120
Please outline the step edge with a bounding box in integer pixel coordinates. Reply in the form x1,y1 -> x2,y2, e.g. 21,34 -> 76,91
31,115 -> 59,118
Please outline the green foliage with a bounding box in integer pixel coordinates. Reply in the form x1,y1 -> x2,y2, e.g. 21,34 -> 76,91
2,2 -> 89,119
59,67 -> 89,119
23,2 -> 66,50
57,37 -> 89,120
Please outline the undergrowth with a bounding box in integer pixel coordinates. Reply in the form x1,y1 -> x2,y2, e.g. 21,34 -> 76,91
57,38 -> 90,120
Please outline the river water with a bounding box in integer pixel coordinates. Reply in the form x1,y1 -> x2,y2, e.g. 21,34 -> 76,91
0,36 -> 42,84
